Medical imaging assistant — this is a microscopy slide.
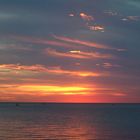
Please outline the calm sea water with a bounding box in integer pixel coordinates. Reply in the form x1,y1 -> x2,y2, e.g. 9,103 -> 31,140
0,103 -> 140,140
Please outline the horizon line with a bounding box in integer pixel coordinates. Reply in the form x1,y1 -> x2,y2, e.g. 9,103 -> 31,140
0,102 -> 140,104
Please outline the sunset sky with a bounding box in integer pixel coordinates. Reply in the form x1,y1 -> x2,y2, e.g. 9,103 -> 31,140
0,0 -> 140,103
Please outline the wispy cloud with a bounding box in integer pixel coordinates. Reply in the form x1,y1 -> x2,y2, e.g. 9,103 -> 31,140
102,62 -> 121,68
104,10 -> 118,16
45,48 -> 114,59
11,36 -> 79,48
104,10 -> 140,22
0,13 -> 18,20
10,35 -> 126,52
10,36 -> 100,49
0,43 -> 32,51
53,35 -> 113,50
0,64 -> 103,77
122,16 -> 140,21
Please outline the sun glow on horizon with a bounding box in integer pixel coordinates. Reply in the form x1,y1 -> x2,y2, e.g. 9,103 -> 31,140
0,84 -> 94,96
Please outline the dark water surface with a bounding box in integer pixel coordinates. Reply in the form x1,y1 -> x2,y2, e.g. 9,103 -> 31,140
0,103 -> 140,140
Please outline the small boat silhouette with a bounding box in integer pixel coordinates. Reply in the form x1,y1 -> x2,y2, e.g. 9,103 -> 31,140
15,103 -> 20,107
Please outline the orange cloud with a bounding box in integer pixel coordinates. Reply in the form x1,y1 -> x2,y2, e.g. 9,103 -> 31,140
11,35 -> 125,51
53,35 -> 113,50
53,35 -> 127,51
0,64 -> 102,77
11,36 -> 80,48
41,40 -> 80,48
80,13 -> 94,21
45,48 -> 114,59
0,84 -> 93,97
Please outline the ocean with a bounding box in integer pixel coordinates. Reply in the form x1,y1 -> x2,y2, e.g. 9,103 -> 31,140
0,103 -> 140,140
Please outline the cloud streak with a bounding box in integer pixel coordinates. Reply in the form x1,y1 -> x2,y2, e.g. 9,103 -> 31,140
0,64 -> 103,77
10,35 -> 125,52
45,48 -> 114,59
53,35 -> 118,50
